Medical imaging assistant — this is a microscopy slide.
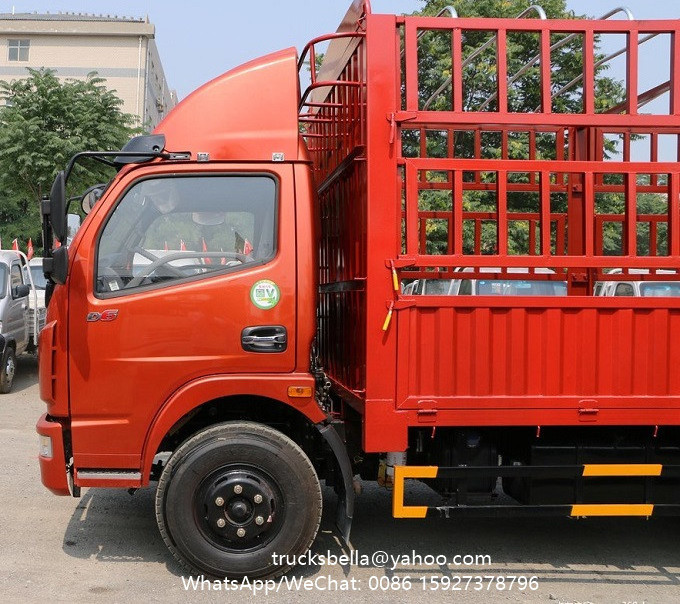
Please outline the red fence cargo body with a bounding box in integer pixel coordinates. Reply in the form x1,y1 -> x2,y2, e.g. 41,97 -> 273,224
301,5 -> 680,451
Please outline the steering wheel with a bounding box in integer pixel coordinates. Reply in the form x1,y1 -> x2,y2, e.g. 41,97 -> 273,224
126,250 -> 248,289
133,247 -> 186,279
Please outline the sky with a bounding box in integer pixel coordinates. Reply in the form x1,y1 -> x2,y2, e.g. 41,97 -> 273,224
0,0 -> 678,101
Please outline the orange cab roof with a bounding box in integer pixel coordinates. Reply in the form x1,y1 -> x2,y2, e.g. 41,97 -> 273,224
154,47 -> 301,163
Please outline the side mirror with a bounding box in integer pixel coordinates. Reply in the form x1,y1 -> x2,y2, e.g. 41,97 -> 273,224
13,283 -> 30,299
50,171 -> 67,242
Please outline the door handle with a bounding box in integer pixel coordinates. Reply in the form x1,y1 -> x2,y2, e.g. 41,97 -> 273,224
241,326 -> 287,353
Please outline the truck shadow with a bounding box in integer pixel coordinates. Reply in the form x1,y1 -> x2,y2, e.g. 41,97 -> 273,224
332,482 -> 680,585
63,481 -> 680,587
61,486 -> 185,575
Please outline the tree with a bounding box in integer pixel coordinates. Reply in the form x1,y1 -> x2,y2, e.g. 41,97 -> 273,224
0,68 -> 139,253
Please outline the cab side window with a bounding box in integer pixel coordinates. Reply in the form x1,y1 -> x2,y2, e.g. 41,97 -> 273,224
96,175 -> 277,295
458,279 -> 472,295
10,263 -> 28,299
614,283 -> 635,296
0,265 -> 6,299
10,264 -> 23,289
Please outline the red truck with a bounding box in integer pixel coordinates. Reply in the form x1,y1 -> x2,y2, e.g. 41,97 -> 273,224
37,0 -> 680,580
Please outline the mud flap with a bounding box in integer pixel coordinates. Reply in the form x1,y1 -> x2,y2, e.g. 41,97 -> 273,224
317,422 -> 355,544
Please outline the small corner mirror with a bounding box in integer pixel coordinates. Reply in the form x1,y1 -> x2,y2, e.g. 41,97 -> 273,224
81,184 -> 106,215
50,171 -> 67,242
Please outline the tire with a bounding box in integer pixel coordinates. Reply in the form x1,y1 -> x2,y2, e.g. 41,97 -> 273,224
0,347 -> 16,394
155,421 -> 322,579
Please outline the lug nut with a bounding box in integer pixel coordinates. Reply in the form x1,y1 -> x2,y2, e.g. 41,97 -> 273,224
255,516 -> 264,526
253,494 -> 263,504
216,518 -> 226,528
236,528 -> 246,538
234,485 -> 243,494
215,497 -> 224,506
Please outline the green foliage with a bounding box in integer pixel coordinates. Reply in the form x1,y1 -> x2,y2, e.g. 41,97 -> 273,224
0,68 -> 139,253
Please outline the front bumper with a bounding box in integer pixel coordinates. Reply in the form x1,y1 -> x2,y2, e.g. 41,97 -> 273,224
36,413 -> 70,495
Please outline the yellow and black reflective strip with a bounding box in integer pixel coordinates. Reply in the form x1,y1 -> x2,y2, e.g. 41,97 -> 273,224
581,463 -> 662,477
571,464 -> 661,517
392,464 -> 669,519
570,504 -> 654,516
392,466 -> 438,518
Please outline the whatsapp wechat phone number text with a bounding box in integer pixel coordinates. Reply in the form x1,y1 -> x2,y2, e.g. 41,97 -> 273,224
368,575 -> 539,591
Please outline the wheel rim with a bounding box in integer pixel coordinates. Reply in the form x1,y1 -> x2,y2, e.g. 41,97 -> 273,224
4,354 -> 14,384
195,466 -> 284,552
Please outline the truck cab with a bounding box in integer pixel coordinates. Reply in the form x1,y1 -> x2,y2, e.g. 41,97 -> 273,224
36,46 -> 337,580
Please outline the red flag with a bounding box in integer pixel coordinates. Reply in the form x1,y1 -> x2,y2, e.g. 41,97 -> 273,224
243,238 -> 253,255
11,238 -> 19,251
202,238 -> 212,265
164,241 -> 168,252
26,238 -> 34,260
220,248 -> 226,265
180,239 -> 186,251
54,238 -> 61,249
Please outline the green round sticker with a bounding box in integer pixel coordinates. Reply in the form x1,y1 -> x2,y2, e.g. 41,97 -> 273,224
250,279 -> 280,310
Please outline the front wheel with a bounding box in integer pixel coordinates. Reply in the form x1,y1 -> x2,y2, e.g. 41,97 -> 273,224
155,421 -> 322,579
0,347 -> 16,394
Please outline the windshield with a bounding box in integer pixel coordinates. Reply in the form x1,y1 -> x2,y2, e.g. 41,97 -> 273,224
30,265 -> 47,290
0,264 -> 6,299
476,279 -> 568,296
423,279 -> 454,295
639,282 -> 680,297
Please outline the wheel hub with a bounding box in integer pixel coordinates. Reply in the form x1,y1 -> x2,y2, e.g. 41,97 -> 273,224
226,498 -> 252,523
5,355 -> 14,382
202,470 -> 276,546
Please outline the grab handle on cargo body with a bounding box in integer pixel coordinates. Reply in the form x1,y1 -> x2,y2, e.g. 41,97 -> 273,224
382,301 -> 395,332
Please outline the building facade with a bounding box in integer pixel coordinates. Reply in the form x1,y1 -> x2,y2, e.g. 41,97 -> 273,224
0,12 -> 177,130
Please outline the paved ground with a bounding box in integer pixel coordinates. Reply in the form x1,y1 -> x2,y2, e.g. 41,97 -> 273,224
2,354 -> 679,603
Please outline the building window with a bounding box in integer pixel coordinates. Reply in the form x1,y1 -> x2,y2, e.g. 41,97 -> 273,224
8,39 -> 30,61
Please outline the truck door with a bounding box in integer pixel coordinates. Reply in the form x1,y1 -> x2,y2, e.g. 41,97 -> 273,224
67,167 -> 298,467
7,261 -> 29,354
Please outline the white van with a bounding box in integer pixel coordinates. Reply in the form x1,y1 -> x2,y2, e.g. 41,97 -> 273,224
404,267 -> 568,296
594,268 -> 680,297
0,251 -> 42,392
